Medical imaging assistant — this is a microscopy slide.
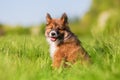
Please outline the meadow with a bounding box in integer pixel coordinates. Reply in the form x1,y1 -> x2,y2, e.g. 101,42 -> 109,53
0,29 -> 120,80
0,0 -> 120,79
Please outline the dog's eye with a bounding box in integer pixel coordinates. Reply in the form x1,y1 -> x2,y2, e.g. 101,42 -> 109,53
59,28 -> 65,30
58,28 -> 65,30
62,28 -> 66,30
58,28 -> 61,30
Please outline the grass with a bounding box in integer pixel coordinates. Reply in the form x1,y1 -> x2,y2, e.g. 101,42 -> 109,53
0,31 -> 120,80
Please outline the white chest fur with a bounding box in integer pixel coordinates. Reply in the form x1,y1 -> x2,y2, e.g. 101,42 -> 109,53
47,38 -> 57,59
50,42 -> 56,59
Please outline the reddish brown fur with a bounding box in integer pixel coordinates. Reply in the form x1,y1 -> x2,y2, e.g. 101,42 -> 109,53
53,35 -> 90,67
45,13 -> 90,68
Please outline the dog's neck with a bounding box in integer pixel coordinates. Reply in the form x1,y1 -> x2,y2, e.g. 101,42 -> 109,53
49,42 -> 56,59
47,38 -> 61,59
64,34 -> 72,41
47,33 -> 73,59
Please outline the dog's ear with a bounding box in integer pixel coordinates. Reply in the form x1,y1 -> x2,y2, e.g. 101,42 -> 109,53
46,13 -> 52,24
60,13 -> 68,25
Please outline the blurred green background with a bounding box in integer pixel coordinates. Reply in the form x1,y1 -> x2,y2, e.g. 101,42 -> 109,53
0,0 -> 120,80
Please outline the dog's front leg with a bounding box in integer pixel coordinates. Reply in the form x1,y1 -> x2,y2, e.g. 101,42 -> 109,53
52,52 -> 64,68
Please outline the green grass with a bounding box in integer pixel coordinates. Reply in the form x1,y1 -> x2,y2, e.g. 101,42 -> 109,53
0,32 -> 120,80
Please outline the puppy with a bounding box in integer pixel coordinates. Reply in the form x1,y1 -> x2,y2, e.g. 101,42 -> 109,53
45,13 -> 90,68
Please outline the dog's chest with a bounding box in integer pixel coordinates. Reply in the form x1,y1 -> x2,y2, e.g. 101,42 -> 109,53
50,43 -> 57,59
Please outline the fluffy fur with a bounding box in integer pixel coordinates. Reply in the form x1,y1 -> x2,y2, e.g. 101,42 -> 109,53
45,13 -> 90,68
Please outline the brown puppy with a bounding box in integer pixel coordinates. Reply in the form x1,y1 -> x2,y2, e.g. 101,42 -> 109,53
45,13 -> 90,68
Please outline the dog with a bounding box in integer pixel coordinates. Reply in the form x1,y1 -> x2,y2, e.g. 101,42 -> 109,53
45,13 -> 90,68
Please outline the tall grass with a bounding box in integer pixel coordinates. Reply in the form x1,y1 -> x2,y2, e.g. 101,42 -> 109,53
0,31 -> 120,80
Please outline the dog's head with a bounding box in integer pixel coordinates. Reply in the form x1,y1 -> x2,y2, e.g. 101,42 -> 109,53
45,13 -> 71,43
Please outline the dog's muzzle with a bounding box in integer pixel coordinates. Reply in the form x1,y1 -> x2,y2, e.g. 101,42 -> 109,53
49,30 -> 58,42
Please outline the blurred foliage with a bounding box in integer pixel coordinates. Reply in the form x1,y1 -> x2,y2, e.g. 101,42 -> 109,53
0,24 -> 5,36
39,23 -> 46,35
78,0 -> 120,36
2,25 -> 30,35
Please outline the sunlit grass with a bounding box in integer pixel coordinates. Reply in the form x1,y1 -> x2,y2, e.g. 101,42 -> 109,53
0,32 -> 120,80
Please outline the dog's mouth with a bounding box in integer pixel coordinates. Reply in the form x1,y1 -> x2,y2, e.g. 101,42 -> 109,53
50,37 -> 57,42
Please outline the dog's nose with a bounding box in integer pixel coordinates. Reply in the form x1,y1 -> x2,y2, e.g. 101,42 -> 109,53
50,31 -> 57,37
51,32 -> 55,36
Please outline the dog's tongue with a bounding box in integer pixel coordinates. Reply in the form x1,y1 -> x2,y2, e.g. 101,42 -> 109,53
50,37 -> 57,42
